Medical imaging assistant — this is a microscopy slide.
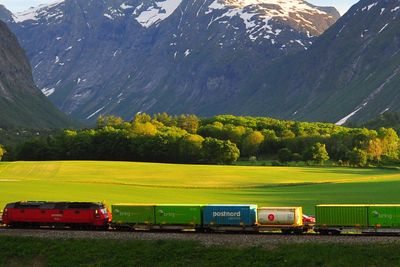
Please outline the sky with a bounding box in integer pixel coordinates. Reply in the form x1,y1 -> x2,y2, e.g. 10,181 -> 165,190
0,0 -> 358,15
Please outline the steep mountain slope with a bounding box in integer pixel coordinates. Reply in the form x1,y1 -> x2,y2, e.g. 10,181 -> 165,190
238,0 -> 400,124
0,20 -> 74,129
0,4 -> 14,23
6,0 -> 339,122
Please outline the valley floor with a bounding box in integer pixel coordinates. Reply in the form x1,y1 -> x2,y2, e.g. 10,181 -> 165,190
1,161 -> 400,214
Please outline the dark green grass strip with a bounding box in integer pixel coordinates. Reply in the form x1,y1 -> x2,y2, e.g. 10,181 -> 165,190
1,236 -> 400,267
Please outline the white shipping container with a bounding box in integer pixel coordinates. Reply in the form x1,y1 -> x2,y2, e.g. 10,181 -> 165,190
257,207 -> 302,226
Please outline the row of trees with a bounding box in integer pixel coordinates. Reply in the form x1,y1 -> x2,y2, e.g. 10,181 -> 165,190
10,113 -> 400,166
15,115 -> 239,164
197,115 -> 399,166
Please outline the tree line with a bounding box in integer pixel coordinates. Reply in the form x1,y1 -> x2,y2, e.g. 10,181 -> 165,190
4,113 -> 400,166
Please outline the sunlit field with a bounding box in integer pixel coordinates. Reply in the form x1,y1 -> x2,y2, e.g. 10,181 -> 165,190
1,161 -> 400,214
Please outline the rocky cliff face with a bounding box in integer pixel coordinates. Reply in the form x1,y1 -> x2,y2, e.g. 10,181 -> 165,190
0,4 -> 14,23
235,0 -> 400,124
0,20 -> 73,129
5,0 -> 339,122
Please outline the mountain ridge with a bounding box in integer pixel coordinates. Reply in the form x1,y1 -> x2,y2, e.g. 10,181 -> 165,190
2,0 -> 339,122
234,0 -> 400,125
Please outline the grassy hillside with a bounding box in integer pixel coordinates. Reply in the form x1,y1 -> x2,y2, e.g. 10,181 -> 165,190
0,161 -> 400,213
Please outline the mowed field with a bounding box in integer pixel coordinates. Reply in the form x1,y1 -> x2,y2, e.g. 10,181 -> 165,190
1,161 -> 400,214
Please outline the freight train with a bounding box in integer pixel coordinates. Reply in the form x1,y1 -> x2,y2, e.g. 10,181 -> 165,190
2,201 -> 400,235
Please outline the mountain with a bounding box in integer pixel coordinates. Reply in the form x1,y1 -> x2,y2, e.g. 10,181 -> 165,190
236,0 -> 400,125
5,0 -> 339,122
0,20 -> 74,129
0,4 -> 14,23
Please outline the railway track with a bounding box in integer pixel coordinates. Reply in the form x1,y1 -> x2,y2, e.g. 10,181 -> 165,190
1,227 -> 400,247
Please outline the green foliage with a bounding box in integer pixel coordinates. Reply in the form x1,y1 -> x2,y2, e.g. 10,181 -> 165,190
176,114 -> 199,134
363,112 -> 400,134
179,134 -> 204,163
278,148 -> 292,163
0,144 -> 5,161
378,128 -> 399,159
153,112 -> 176,127
16,138 -> 52,160
202,138 -> 240,164
349,148 -> 368,167
134,113 -> 152,123
292,153 -> 303,163
242,131 -> 265,157
97,115 -> 124,128
248,156 -> 257,164
310,143 -> 330,164
132,122 -> 157,136
11,113 -> 400,166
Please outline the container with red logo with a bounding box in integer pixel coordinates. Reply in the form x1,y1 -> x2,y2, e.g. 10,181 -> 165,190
257,207 -> 306,233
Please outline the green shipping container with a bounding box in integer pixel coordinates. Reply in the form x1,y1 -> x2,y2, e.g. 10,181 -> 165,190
316,205 -> 368,227
155,205 -> 202,226
368,205 -> 400,228
112,204 -> 155,225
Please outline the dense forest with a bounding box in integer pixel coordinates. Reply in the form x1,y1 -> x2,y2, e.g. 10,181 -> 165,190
361,112 -> 400,134
2,113 -> 400,166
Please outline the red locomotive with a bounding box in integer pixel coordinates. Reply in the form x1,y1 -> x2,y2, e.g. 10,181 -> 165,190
1,201 -> 111,230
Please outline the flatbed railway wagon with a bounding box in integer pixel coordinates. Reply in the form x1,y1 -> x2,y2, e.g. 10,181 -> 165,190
315,204 -> 400,235
1,201 -> 111,229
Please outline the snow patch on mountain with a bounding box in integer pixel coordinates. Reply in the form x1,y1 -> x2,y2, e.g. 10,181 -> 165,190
392,6 -> 400,12
14,0 -> 65,23
336,107 -> 362,126
41,87 -> 55,97
135,0 -> 183,28
120,3 -> 134,10
206,0 -> 333,41
221,0 -> 326,14
86,106 -> 106,120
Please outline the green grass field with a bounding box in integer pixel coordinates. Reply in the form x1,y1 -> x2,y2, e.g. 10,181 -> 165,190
1,161 -> 400,214
2,236 -> 400,267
